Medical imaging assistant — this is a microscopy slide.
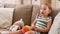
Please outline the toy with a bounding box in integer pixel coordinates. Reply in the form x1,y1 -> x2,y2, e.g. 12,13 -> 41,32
22,25 -> 31,33
9,19 -> 24,31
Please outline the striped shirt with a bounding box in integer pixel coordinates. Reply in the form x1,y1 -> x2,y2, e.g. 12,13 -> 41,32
35,14 -> 51,28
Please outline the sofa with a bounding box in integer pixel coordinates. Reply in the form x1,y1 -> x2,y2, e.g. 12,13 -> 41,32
0,4 -> 60,33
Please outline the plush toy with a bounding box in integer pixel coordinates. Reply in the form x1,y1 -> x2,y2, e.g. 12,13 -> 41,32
22,25 -> 31,33
9,19 -> 24,31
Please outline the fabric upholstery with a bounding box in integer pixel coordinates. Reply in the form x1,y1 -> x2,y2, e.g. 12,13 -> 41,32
31,5 -> 40,23
48,12 -> 60,34
0,8 -> 14,30
13,5 -> 32,26
50,9 -> 60,21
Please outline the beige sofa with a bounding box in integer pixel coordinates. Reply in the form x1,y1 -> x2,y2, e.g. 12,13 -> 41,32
0,4 -> 60,32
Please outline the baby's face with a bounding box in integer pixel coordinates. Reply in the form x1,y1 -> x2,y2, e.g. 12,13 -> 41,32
40,4 -> 51,16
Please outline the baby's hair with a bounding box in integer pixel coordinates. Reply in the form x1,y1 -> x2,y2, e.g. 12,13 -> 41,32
41,3 -> 52,10
40,3 -> 52,16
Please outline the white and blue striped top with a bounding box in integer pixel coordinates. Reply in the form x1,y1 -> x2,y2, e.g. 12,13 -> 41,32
35,14 -> 51,28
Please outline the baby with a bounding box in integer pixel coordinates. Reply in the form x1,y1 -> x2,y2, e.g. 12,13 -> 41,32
24,3 -> 52,34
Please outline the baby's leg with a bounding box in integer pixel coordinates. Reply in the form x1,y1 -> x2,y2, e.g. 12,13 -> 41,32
24,31 -> 34,34
9,30 -> 22,34
0,30 -> 22,34
0,31 -> 9,34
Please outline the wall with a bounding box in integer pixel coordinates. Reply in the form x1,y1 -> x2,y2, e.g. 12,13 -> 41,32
32,0 -> 51,5
1,0 -> 60,10
0,0 -> 21,5
32,0 -> 40,5
23,0 -> 31,5
52,0 -> 60,10
56,0 -> 60,9
40,0 -> 51,5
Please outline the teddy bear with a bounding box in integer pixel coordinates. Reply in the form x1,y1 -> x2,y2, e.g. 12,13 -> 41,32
9,19 -> 24,31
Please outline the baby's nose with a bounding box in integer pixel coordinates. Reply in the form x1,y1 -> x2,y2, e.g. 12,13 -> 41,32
40,9 -> 44,13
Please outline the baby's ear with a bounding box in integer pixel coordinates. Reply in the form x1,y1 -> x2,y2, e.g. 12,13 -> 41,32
49,10 -> 52,14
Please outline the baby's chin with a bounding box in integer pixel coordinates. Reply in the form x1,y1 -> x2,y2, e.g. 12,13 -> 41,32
40,13 -> 44,15
41,14 -> 47,17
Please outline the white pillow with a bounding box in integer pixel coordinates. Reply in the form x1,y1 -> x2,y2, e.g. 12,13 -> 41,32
0,8 -> 14,29
48,12 -> 60,34
0,2 -> 4,8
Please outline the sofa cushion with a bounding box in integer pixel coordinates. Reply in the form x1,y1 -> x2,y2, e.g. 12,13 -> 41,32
50,9 -> 60,21
57,21 -> 60,34
0,8 -> 14,31
31,5 -> 40,23
0,2 -> 4,8
48,12 -> 60,34
13,5 -> 32,26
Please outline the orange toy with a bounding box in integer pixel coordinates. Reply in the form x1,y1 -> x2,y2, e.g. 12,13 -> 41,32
22,25 -> 31,33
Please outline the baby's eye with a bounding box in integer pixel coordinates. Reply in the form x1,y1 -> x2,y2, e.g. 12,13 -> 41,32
44,8 -> 46,10
40,8 -> 46,10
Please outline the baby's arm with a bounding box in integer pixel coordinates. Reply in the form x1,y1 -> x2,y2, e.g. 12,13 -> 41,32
9,30 -> 22,34
31,19 -> 37,30
31,19 -> 37,26
35,19 -> 52,32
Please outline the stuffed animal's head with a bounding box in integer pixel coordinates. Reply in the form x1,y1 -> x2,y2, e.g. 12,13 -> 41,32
9,19 -> 24,31
14,19 -> 24,28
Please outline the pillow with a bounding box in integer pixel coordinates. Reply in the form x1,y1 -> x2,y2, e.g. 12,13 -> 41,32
0,8 -> 14,30
48,12 -> 60,34
0,2 -> 4,8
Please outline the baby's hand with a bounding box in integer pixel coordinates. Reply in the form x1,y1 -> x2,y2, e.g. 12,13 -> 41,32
31,25 -> 35,30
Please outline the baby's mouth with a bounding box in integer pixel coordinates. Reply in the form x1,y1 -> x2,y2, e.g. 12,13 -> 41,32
41,12 -> 44,14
